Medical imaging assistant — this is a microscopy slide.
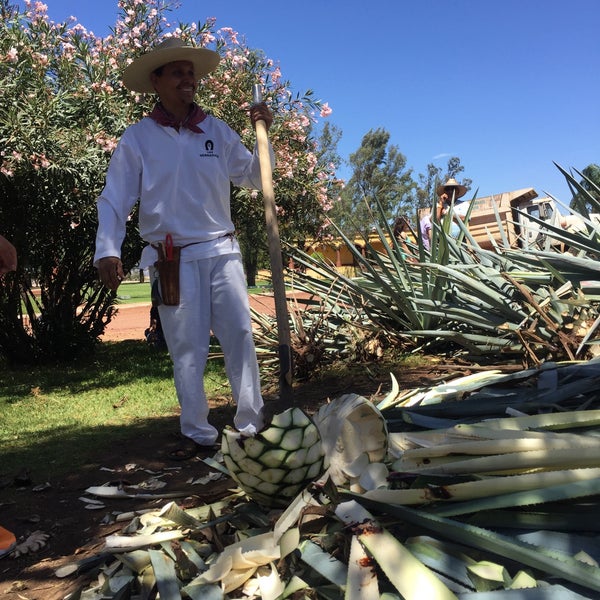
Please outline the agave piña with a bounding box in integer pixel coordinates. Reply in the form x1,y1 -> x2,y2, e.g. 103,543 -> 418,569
221,407 -> 325,507
222,394 -> 390,505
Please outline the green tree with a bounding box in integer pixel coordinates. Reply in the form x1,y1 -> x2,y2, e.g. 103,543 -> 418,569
0,0 -> 335,363
316,121 -> 343,175
332,128 -> 415,237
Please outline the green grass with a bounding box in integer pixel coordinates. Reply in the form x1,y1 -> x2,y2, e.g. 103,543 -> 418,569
0,340 -> 230,479
3,278 -> 273,478
114,281 -> 153,304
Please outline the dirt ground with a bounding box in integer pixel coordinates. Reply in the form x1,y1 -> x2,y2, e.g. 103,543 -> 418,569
0,296 -> 472,599
99,293 -> 281,342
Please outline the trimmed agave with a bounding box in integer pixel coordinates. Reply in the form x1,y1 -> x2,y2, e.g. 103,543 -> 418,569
221,407 -> 325,507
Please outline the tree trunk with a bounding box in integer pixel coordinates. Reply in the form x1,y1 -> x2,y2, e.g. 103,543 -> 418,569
244,250 -> 258,287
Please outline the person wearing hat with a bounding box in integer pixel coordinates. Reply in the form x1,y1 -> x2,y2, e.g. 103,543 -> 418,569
436,178 -> 467,205
438,177 -> 468,239
420,178 -> 468,250
94,38 -> 274,460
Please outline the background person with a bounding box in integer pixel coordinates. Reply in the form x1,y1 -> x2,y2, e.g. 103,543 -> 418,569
421,178 -> 469,249
437,178 -> 468,238
437,177 -> 467,207
418,207 -> 433,251
94,38 -> 274,460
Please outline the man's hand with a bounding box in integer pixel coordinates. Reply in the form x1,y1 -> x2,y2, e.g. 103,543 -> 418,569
97,256 -> 124,291
250,102 -> 273,131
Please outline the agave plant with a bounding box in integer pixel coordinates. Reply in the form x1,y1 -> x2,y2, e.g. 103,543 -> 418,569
250,284 -> 375,381
220,393 -> 390,508
279,167 -> 600,366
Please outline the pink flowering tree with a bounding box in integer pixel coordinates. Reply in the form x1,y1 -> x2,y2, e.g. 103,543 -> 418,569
0,0 -> 338,363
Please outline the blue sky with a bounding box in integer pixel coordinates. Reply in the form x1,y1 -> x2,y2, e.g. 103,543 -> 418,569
34,0 -> 599,203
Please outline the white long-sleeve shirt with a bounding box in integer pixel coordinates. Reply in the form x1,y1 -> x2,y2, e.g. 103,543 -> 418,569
94,114 -> 271,268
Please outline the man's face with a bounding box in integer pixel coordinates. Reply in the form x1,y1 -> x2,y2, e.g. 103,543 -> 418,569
443,187 -> 458,201
150,60 -> 197,109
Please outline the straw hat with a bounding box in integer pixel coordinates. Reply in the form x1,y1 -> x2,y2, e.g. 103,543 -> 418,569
122,37 -> 220,93
436,178 -> 467,200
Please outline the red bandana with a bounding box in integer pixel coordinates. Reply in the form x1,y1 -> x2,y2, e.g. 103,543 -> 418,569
148,103 -> 207,134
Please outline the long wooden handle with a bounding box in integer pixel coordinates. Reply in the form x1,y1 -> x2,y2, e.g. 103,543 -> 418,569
253,87 -> 293,400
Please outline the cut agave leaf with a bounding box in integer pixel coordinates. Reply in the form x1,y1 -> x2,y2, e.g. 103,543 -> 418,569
282,466 -> 308,484
466,560 -> 510,592
242,437 -> 267,458
260,426 -> 285,446
336,500 -> 458,600
301,424 -> 320,448
346,535 -> 380,599
352,494 -> 600,595
358,462 -> 389,492
270,410 -> 293,429
285,448 -> 308,469
260,449 -> 290,468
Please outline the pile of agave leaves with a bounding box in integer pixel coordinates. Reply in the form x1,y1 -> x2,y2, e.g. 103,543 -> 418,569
63,358 -> 600,599
251,167 -> 600,377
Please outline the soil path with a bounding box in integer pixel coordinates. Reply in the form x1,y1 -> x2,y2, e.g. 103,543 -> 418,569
101,293 -> 280,342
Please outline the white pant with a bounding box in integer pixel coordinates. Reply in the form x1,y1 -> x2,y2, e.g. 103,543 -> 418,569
157,254 -> 263,444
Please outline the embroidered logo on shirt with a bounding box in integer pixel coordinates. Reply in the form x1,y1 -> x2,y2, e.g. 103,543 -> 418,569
199,139 -> 218,158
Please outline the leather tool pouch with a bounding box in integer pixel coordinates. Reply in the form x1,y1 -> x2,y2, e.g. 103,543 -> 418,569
154,240 -> 181,306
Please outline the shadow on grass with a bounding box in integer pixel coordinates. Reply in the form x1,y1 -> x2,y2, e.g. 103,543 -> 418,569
2,417 -> 173,479
1,403 -> 238,484
2,340 -> 174,397
0,340 -> 234,481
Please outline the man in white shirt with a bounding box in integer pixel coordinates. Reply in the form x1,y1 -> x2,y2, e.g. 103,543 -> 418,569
94,38 -> 273,459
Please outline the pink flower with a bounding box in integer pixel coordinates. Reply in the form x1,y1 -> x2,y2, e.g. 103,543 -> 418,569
33,52 -> 49,66
219,27 -> 239,45
6,47 -> 18,63
271,66 -> 282,85
319,103 -> 332,118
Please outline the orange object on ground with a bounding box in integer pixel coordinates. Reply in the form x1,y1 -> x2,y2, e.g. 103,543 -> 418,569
0,525 -> 17,557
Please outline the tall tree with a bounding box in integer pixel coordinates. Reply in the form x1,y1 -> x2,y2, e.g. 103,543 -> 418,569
316,121 -> 343,174
331,128 -> 415,237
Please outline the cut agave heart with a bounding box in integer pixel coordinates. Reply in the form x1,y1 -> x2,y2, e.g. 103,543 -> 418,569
221,407 -> 325,507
